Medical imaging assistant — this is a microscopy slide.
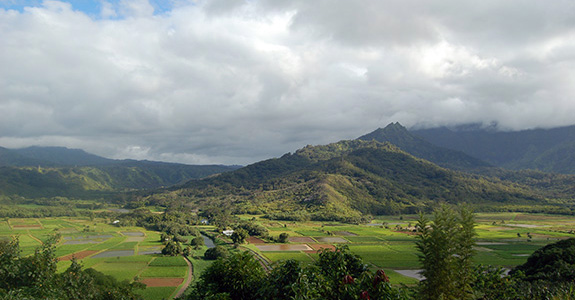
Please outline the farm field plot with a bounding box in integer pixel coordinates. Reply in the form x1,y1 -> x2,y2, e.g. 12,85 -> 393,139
256,244 -> 313,251
91,260 -> 149,281
263,251 -> 314,263
137,286 -> 178,300
2,217 -> 190,300
244,212 -> 575,285
140,266 -> 188,278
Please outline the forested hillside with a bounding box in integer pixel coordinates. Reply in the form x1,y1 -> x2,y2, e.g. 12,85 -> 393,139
358,122 -> 491,170
141,140 -> 549,222
0,146 -> 239,198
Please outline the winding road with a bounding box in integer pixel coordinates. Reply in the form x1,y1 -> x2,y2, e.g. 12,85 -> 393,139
173,256 -> 193,299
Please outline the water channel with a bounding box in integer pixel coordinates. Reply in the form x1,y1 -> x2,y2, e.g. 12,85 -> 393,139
201,234 -> 215,248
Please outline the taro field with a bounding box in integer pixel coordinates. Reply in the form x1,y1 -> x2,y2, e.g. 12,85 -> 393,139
242,212 -> 575,285
3,212 -> 575,298
0,217 -> 191,300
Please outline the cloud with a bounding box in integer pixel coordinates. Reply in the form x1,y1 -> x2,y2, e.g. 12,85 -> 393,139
1,0 -> 575,164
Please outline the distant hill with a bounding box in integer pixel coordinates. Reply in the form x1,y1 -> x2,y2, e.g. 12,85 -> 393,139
14,146 -> 115,166
0,146 -> 240,198
143,140 -> 545,222
358,122 -> 491,170
412,124 -> 575,174
0,146 -> 48,167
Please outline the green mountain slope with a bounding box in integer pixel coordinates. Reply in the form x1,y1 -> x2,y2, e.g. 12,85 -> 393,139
0,147 -> 49,167
14,146 -> 115,166
0,162 -> 239,198
145,140 -> 545,221
358,122 -> 491,170
0,146 -> 240,198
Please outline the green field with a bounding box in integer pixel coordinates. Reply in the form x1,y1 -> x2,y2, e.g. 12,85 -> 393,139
3,212 -> 575,298
1,217 -> 190,300
242,212 -> 575,284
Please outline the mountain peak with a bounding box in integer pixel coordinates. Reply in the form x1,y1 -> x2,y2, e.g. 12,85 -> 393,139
383,122 -> 407,131
357,122 -> 490,170
358,122 -> 413,144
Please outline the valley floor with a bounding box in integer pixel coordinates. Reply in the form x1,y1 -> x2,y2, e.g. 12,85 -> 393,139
1,212 -> 573,299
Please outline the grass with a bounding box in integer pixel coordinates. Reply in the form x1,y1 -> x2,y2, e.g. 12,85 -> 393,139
263,251 -> 314,263
139,266 -> 188,278
149,256 -> 188,267
110,241 -> 139,250
136,286 -> 176,300
384,269 -> 420,285
349,244 -> 420,269
345,236 -> 383,243
90,261 -> 149,281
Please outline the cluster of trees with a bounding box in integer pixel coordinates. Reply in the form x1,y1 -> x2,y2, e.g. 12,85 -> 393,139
118,208 -> 201,237
0,236 -> 143,299
185,246 -> 408,300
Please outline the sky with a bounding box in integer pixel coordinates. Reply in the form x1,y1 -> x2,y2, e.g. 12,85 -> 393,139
1,0 -> 575,165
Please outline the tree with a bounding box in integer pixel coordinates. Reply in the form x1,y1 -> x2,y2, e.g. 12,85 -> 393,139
188,251 -> 265,300
0,236 -> 143,299
231,228 -> 248,244
415,205 -> 476,300
261,259 -> 303,300
161,241 -> 182,256
191,236 -> 204,250
189,245 -> 409,300
278,232 -> 289,243
204,246 -> 229,260
183,246 -> 193,257
512,237 -> 575,282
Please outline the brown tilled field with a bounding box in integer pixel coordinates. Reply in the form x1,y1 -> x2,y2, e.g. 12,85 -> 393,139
58,250 -> 99,261
140,278 -> 184,287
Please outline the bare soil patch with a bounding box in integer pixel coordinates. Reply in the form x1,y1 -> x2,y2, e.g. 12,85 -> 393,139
315,237 -> 348,243
256,244 -> 313,251
121,232 -> 144,237
63,240 -> 100,245
140,278 -> 184,287
246,236 -> 266,244
289,237 -> 316,243
506,224 -> 547,228
91,250 -> 134,258
138,246 -> 162,255
333,231 -> 358,236
477,242 -> 507,245
59,250 -> 99,261
305,244 -> 336,253
125,236 -> 145,242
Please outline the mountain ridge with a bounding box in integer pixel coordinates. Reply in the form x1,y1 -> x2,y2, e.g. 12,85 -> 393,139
0,146 -> 240,197
411,124 -> 575,173
358,123 -> 491,170
141,139 -> 546,221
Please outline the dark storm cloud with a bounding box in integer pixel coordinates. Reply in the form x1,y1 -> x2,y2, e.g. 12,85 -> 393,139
1,0 -> 574,164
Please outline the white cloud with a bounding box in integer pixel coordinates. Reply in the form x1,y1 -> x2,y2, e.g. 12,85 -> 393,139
1,0 -> 575,164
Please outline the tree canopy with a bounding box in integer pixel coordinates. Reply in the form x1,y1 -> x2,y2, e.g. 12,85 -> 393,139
0,236 -> 144,299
